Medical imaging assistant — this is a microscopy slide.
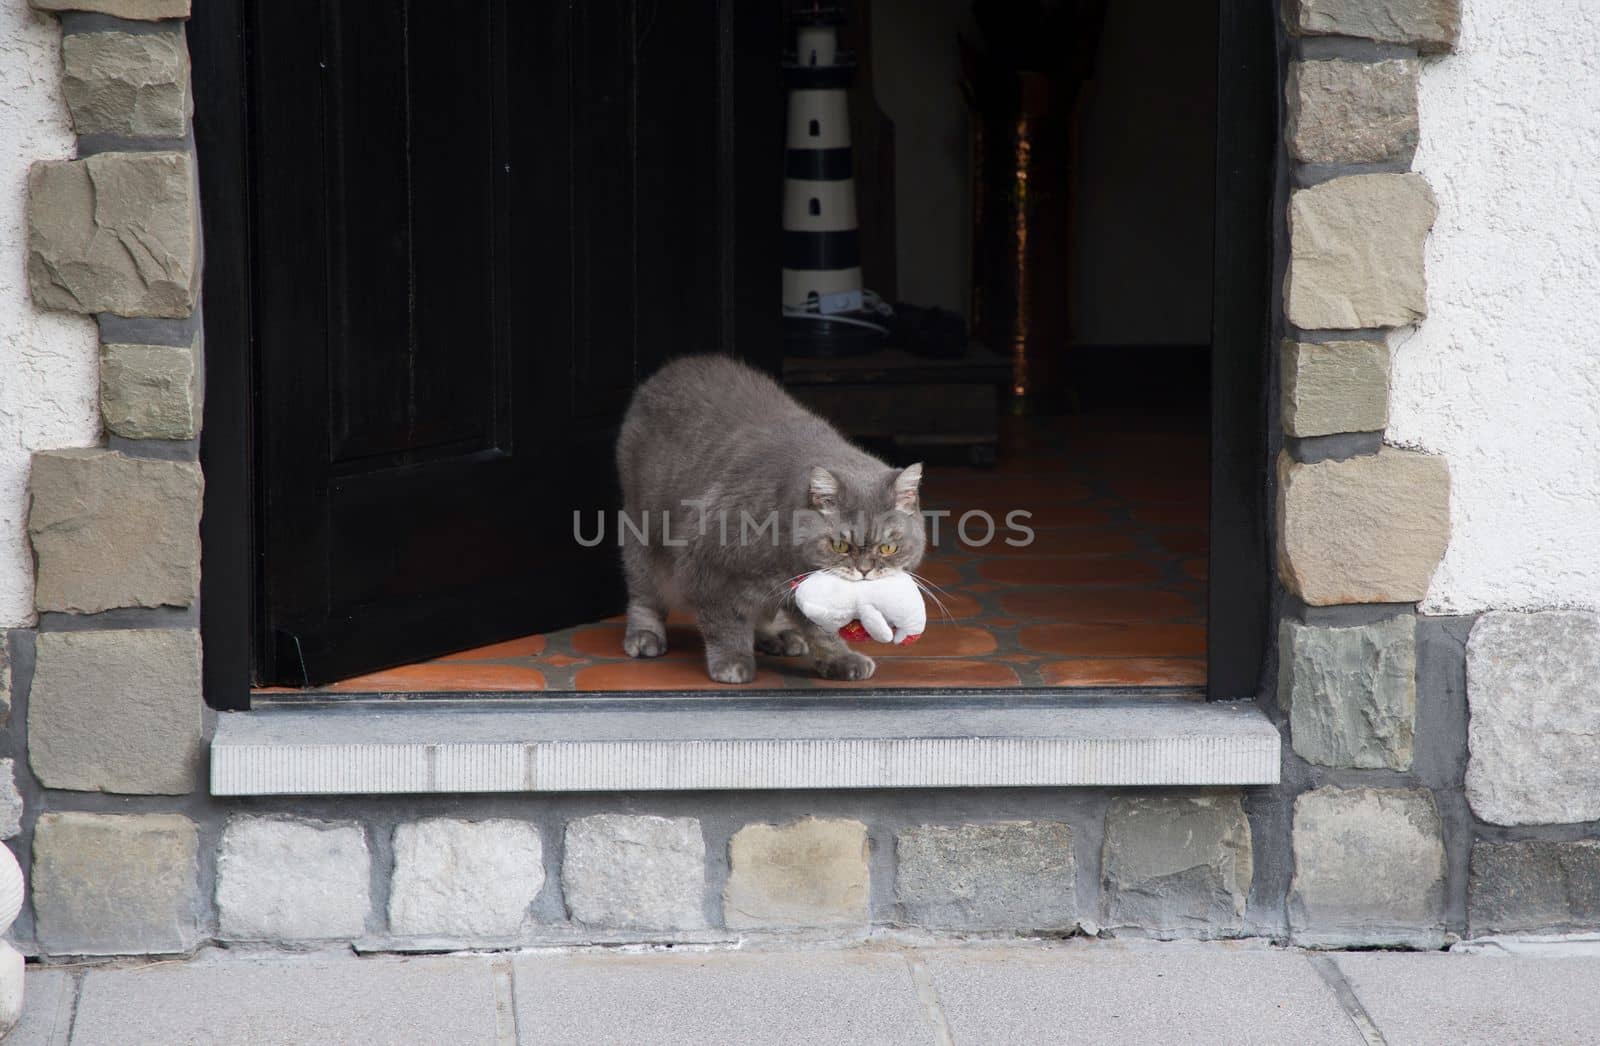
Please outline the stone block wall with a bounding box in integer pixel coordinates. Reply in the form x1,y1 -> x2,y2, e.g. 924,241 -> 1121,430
1275,0 -> 1600,948
3,790 -> 1268,957
2,0 -> 210,957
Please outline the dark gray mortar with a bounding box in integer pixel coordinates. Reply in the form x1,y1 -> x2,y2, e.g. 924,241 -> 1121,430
37,606 -> 198,632
1293,158 -> 1413,188
58,12 -> 187,36
1295,38 -> 1421,62
1285,431 -> 1383,464
106,436 -> 200,461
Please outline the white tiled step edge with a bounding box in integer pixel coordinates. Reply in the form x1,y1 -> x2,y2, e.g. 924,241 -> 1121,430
211,695 -> 1281,796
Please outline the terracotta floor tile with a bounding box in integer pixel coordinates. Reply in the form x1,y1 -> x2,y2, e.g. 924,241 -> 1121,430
999,588 -> 1199,622
325,663 -> 546,692
434,635 -> 548,661
570,623 -> 702,659
540,653 -> 584,667
812,659 -> 1020,688
926,590 -> 982,620
981,529 -> 1139,557
573,660 -> 785,691
978,557 -> 1163,586
1183,558 -> 1209,581
870,625 -> 997,657
1018,622 -> 1207,658
1040,658 -> 1206,687
912,560 -> 962,586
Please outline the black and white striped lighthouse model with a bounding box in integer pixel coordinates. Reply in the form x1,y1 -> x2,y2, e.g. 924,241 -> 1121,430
782,5 -> 889,356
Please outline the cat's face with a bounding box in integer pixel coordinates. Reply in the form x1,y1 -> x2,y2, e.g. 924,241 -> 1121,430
799,464 -> 925,579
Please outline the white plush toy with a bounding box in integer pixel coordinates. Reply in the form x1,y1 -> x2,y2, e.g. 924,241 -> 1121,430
792,571 -> 927,645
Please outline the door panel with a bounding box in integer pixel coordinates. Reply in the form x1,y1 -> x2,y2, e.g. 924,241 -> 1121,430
250,0 -> 783,686
571,0 -> 639,420
323,3 -> 503,464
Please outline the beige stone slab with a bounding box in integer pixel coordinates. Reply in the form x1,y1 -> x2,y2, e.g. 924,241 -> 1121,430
1285,0 -> 1460,53
1288,59 -> 1419,165
27,152 -> 198,318
28,448 -> 202,613
31,812 -> 199,956
1286,173 -> 1437,331
62,30 -> 191,138
723,817 -> 869,929
1276,447 -> 1449,606
1281,339 -> 1390,437
27,629 -> 202,795
30,0 -> 189,20
101,337 -> 200,440
1289,786 -> 1446,948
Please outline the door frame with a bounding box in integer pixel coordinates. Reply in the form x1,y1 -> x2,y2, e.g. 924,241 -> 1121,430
192,0 -> 1275,710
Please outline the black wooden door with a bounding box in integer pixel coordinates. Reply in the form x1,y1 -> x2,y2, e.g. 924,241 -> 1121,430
249,0 -> 781,685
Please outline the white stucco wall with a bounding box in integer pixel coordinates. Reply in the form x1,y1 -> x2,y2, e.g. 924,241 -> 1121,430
0,5 -> 100,628
1390,0 -> 1600,614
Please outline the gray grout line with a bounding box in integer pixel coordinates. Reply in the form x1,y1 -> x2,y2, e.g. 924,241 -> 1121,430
58,969 -> 85,1046
902,951 -> 956,1046
491,956 -> 520,1046
1306,953 -> 1388,1046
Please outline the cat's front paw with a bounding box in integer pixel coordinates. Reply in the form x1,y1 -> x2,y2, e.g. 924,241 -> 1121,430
756,629 -> 808,657
624,627 -> 668,658
816,651 -> 876,681
707,652 -> 757,684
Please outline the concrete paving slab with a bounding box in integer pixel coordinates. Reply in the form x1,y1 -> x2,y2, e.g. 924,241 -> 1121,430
920,940 -> 1366,1046
68,953 -> 505,1046
1335,953 -> 1600,1046
512,948 -> 936,1046
8,968 -> 76,1046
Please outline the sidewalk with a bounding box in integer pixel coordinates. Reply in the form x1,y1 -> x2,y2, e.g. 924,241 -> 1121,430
10,937 -> 1599,1046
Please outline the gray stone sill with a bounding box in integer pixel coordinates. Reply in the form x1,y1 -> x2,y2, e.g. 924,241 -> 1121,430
210,693 -> 1282,796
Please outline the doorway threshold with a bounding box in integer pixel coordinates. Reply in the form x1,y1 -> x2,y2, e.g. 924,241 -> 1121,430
210,691 -> 1280,796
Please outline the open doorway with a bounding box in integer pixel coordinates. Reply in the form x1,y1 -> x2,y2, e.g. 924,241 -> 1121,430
198,0 -> 1270,706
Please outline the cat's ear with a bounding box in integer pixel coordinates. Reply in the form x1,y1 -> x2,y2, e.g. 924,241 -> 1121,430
892,463 -> 923,512
809,467 -> 840,511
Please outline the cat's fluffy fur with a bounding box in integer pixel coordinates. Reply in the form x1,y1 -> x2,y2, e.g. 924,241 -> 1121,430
616,355 -> 925,683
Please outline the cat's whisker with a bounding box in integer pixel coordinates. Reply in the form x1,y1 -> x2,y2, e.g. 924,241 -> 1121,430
765,573 -> 812,602
907,571 -> 958,619
907,570 -> 954,598
912,578 -> 955,623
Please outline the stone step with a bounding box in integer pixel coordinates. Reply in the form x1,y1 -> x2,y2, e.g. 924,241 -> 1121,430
211,694 -> 1281,795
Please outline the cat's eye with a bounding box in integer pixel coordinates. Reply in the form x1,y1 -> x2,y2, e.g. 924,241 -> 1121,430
831,538 -> 850,554
878,542 -> 898,556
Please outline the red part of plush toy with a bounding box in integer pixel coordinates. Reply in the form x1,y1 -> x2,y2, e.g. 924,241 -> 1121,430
838,621 -> 871,643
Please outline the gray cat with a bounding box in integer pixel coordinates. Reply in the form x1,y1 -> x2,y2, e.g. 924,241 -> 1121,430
616,355 -> 926,683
